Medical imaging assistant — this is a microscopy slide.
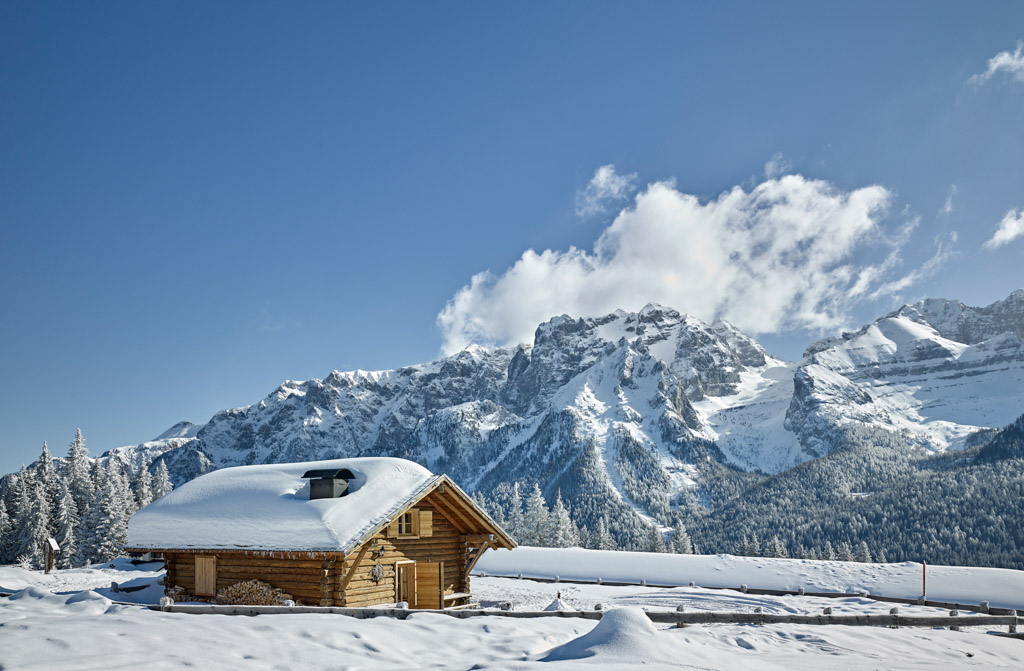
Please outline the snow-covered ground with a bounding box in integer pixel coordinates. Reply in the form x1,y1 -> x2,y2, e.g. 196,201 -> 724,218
2,552 -> 1023,670
475,547 -> 1024,611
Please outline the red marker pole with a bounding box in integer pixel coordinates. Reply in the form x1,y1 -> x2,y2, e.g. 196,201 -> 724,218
922,560 -> 927,600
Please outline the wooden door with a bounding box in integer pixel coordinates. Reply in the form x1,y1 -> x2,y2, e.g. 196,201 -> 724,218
396,561 -> 416,606
195,556 -> 217,596
415,561 -> 443,610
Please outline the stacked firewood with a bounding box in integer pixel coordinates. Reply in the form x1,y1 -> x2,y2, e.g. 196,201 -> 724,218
215,579 -> 294,606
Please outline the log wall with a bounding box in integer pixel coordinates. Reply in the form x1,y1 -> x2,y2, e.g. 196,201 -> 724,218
166,552 -> 343,606
163,491 -> 483,608
337,492 -> 468,608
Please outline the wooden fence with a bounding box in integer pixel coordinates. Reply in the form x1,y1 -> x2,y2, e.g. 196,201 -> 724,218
150,602 -> 1020,633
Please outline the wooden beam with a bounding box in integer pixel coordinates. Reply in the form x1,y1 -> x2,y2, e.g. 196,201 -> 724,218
426,492 -> 474,534
337,542 -> 374,594
464,540 -> 493,575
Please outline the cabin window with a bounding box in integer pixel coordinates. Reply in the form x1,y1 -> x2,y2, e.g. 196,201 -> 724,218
398,511 -> 416,536
387,508 -> 433,538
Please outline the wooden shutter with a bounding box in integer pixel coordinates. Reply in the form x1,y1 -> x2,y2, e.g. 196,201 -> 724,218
418,509 -> 432,537
416,561 -> 442,609
195,556 -> 217,596
387,520 -> 399,538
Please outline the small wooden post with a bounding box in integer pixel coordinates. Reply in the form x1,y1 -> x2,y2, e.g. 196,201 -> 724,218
44,538 -> 59,574
922,560 -> 927,600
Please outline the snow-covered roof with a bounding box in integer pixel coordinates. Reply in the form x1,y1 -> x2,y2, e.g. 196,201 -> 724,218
126,457 -> 439,554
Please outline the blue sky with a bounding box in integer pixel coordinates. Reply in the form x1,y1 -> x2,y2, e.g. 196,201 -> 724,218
2,1 -> 1023,474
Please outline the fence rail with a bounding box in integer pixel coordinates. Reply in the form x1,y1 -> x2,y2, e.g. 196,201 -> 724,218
149,602 -> 1019,633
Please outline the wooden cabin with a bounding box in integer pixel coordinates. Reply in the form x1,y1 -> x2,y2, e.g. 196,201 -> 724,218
125,457 -> 515,608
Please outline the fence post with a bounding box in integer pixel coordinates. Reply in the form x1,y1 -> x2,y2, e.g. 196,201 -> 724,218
949,609 -> 959,632
922,560 -> 926,600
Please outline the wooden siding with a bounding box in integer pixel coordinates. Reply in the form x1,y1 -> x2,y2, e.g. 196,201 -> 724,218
162,491 -> 484,608
336,492 -> 467,608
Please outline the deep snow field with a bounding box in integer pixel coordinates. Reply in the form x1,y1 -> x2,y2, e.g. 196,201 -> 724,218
2,552 -> 1023,670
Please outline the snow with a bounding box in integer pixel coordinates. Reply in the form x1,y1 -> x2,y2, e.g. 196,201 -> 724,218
475,547 -> 1024,610
3,573 -> 1024,670
540,607 -> 659,662
126,457 -> 437,553
0,558 -> 166,603
691,360 -> 808,473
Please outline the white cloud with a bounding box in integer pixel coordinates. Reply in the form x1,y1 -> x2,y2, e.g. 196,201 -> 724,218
438,173 -> 919,354
940,184 -> 957,216
969,42 -> 1024,86
764,152 -> 792,179
868,232 -> 958,299
574,164 -> 637,217
983,208 -> 1024,250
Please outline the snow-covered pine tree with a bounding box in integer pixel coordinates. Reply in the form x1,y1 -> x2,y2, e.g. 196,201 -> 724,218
35,441 -> 60,538
152,460 -> 173,500
876,548 -> 887,563
0,498 -> 11,564
54,478 -> 80,568
766,535 -> 788,558
855,540 -> 872,563
521,483 -> 549,547
110,460 -> 138,518
91,461 -> 132,562
74,460 -> 107,566
836,541 -> 854,562
594,516 -> 616,551
505,482 -> 523,543
548,491 -> 580,548
671,523 -> 693,554
17,472 -> 51,568
644,524 -> 667,553
9,467 -> 32,561
134,457 -> 153,509
66,429 -> 94,517
749,532 -> 762,557
821,539 -> 837,561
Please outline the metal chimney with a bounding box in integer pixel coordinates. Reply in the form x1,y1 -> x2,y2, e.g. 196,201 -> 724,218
300,468 -> 355,500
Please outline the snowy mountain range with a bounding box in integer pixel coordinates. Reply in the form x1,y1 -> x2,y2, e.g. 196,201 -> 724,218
95,289 -> 1024,544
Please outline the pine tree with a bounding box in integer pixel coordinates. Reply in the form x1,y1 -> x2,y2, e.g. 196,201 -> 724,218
594,516 -> 616,551
671,523 -> 693,554
505,482 -> 523,543
855,541 -> 872,563
36,441 -> 60,538
521,483 -> 549,546
749,532 -> 762,557
66,429 -> 94,516
644,525 -> 667,553
92,461 -> 132,561
54,478 -> 80,568
0,498 -> 11,564
17,474 -> 51,569
876,548 -> 887,563
548,491 -> 580,548
836,541 -> 854,562
766,535 -> 789,558
74,461 -> 106,566
152,460 -> 173,500
134,457 -> 153,509
821,539 -> 837,561
110,461 -> 138,518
